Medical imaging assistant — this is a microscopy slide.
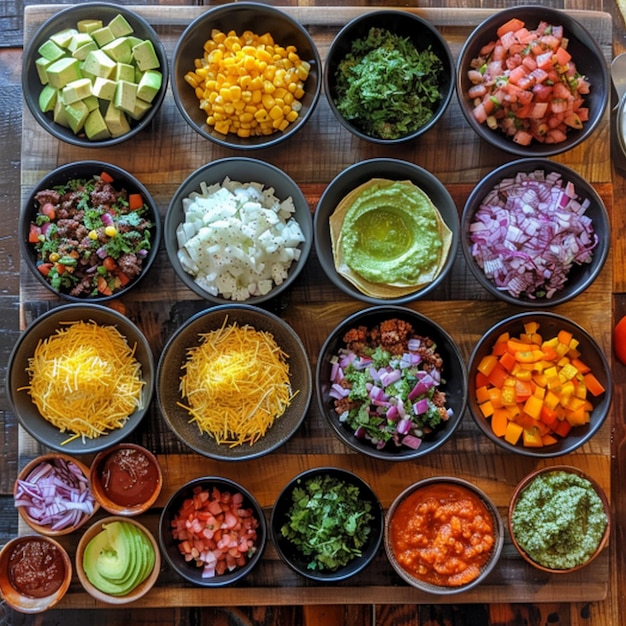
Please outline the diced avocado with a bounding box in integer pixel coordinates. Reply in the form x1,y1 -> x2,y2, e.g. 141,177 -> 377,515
53,97 -> 70,127
91,26 -> 115,48
104,101 -> 131,137
77,19 -> 103,34
127,97 -> 151,121
84,108 -> 111,140
131,39 -> 160,71
92,76 -> 117,101
108,13 -> 134,38
114,62 -> 135,83
62,77 -> 92,104
46,56 -> 82,89
35,57 -> 52,85
38,84 -> 58,113
82,49 -> 116,78
113,79 -> 137,114
83,94 -> 100,112
72,40 -> 98,61
38,39 -> 66,62
64,99 -> 89,133
126,35 -> 142,50
136,69 -> 162,103
67,32 -> 94,53
50,28 -> 78,48
102,37 -> 133,64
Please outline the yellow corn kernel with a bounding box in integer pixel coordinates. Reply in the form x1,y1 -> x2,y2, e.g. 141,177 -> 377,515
184,72 -> 199,88
105,226 -> 117,238
269,104 -> 283,120
254,109 -> 270,122
262,93 -> 275,109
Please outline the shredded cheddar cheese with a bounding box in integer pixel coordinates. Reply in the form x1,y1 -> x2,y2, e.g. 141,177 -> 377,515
179,319 -> 295,447
23,320 -> 145,444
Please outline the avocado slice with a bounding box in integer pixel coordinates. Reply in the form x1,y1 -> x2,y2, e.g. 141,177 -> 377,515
83,521 -> 154,596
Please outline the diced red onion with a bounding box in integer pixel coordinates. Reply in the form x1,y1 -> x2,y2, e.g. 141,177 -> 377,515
469,169 -> 597,299
14,458 -> 96,531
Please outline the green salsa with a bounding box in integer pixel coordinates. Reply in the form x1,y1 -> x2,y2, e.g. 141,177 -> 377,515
511,470 -> 608,570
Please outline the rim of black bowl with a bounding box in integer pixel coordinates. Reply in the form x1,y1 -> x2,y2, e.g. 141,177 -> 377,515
158,476 -> 267,587
323,9 -> 455,144
6,302 -> 155,455
164,156 -> 312,304
455,5 -> 609,157
270,466 -> 384,582
384,476 -> 504,594
313,158 -> 460,305
19,160 -> 162,302
315,305 -> 468,461
22,2 -> 169,148
461,158 -> 610,307
156,303 -> 313,461
171,2 -> 322,149
467,311 -> 613,458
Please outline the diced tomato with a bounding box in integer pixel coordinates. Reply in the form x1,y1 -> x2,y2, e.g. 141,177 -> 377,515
28,223 -> 41,243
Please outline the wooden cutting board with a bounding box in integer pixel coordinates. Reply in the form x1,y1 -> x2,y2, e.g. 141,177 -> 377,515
19,5 -> 613,608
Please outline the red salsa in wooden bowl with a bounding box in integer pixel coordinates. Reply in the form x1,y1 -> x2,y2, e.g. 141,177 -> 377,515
90,443 -> 162,516
0,535 -> 72,613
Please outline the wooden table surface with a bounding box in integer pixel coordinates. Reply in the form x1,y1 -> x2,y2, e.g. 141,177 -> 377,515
2,1 -> 626,625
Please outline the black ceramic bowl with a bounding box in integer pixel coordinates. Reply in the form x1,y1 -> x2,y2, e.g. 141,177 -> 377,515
384,476 -> 504,594
164,157 -> 312,305
7,303 -> 154,455
316,306 -> 467,461
156,304 -> 312,461
461,158 -> 609,307
159,477 -> 267,587
172,2 -> 321,149
270,467 -> 383,582
22,2 -> 168,147
456,6 -> 609,156
314,158 -> 459,305
20,161 -> 161,302
467,311 -> 612,457
324,10 -> 455,144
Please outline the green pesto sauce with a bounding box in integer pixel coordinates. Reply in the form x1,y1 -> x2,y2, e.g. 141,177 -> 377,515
511,470 -> 607,570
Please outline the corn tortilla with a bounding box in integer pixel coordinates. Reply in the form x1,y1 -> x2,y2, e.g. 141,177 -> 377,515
329,178 -> 452,298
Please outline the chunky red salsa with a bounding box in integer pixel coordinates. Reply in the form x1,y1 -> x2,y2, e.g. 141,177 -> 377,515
389,482 -> 495,587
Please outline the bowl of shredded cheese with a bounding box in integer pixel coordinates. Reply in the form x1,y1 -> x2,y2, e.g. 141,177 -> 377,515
164,157 -> 312,304
156,303 -> 312,461
171,2 -> 321,149
7,303 -> 154,454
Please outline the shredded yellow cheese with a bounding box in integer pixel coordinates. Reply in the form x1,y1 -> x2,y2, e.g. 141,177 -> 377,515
178,319 -> 295,447
23,320 -> 145,444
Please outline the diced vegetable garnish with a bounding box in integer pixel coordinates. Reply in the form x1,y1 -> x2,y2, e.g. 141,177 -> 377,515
170,485 -> 260,579
14,457 -> 96,531
279,473 -> 375,571
468,168 -> 597,299
466,18 -> 590,145
328,318 -> 452,451
176,177 -> 305,301
474,321 -> 605,447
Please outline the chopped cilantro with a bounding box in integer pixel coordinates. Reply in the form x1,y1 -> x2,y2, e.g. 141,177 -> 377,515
280,474 -> 375,572
334,27 -> 444,139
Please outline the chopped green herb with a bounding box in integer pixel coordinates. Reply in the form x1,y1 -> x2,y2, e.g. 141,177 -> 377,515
333,27 -> 444,139
280,474 -> 375,571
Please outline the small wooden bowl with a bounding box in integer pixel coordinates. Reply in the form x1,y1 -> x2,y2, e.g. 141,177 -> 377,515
0,535 -> 72,613
508,465 -> 610,573
14,453 -> 99,536
75,516 -> 161,604
90,443 -> 162,516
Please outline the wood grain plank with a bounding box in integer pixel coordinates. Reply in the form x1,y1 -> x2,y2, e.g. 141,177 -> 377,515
17,4 -> 615,614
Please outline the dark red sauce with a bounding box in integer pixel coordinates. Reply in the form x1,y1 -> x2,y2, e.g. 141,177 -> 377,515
8,539 -> 66,598
100,447 -> 159,507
